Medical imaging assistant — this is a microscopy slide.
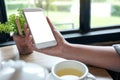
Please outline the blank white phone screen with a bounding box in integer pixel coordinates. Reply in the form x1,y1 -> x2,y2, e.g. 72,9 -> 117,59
24,11 -> 55,44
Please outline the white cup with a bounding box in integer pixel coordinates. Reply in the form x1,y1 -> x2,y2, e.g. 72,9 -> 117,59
50,60 -> 96,80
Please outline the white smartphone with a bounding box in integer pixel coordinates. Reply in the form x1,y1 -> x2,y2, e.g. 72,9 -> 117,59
22,8 -> 57,49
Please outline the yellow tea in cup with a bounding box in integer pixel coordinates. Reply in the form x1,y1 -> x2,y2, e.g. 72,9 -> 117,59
56,68 -> 84,79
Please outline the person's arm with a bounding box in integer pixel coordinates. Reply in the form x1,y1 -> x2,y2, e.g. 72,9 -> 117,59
26,17 -> 120,72
62,43 -> 120,72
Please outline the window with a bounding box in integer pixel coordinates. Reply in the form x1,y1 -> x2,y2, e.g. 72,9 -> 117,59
0,0 -> 7,23
0,0 -> 120,45
5,0 -> 80,31
91,0 -> 120,28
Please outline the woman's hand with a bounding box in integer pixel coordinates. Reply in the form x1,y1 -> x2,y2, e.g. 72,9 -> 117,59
24,17 -> 69,57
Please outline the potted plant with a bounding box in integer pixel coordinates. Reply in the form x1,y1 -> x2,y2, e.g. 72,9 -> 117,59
0,9 -> 32,54
0,22 -> 12,43
0,9 -> 25,43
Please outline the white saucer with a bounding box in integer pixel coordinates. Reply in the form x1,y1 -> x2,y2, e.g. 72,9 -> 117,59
46,73 -> 96,80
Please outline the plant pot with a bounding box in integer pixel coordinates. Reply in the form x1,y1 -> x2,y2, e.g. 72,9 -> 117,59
0,32 -> 10,43
13,34 -> 33,55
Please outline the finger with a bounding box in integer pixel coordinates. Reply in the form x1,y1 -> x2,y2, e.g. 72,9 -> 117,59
24,23 -> 27,32
29,35 -> 34,44
46,17 -> 56,31
24,23 -> 30,37
46,17 -> 59,37
24,23 -> 28,35
28,35 -> 33,44
46,17 -> 64,41
15,18 -> 23,36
